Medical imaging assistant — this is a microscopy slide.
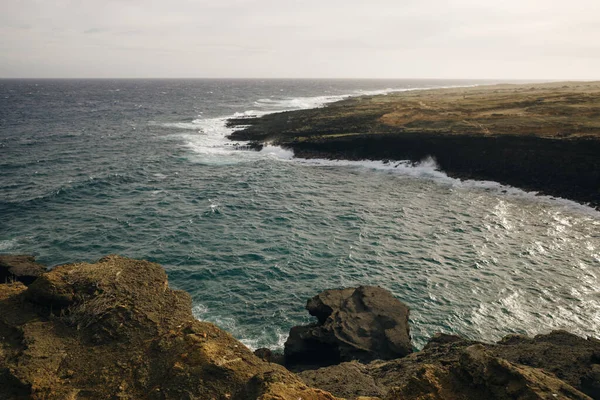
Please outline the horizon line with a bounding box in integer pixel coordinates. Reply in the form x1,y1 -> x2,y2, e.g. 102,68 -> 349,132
1,77 -> 597,82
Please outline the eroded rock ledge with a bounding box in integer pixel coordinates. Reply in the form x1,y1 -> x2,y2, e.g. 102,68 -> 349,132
298,331 -> 600,399
0,254 -> 47,286
1,255 -> 599,400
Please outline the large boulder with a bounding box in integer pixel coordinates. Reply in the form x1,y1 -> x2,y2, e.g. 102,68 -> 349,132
0,254 -> 47,285
285,286 -> 412,369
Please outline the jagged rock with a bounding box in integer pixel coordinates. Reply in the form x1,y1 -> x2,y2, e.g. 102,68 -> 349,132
0,254 -> 47,285
299,331 -> 600,400
455,344 -> 591,400
3,257 -> 599,400
285,286 -> 412,369
492,330 -> 600,399
298,361 -> 386,399
0,255 -> 339,400
422,332 -> 475,350
384,344 -> 592,399
254,348 -> 284,365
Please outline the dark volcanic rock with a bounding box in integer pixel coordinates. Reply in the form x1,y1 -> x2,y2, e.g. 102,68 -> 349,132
0,254 -> 47,286
285,286 -> 412,369
226,82 -> 600,209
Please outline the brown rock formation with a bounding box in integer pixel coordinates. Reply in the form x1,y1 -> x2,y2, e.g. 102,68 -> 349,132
299,331 -> 600,400
0,255 -> 338,400
0,254 -> 47,286
2,255 -> 598,400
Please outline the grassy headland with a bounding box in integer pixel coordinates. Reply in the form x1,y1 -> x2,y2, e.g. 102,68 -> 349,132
228,81 -> 600,208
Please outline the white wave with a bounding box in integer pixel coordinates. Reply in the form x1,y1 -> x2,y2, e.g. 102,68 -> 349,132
0,239 -> 17,251
253,94 -> 350,111
291,156 -> 600,216
355,84 -> 480,97
192,304 -> 209,317
355,87 -> 413,96
259,145 -> 294,160
151,119 -> 206,130
168,115 -> 295,165
231,110 -> 270,118
157,83 -> 486,167
192,303 -> 288,351
239,329 -> 289,352
250,87 -> 422,113
293,156 -> 453,182
249,85 -> 473,113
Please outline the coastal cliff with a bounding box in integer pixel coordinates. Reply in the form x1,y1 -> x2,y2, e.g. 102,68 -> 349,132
2,255 -> 599,399
227,81 -> 600,209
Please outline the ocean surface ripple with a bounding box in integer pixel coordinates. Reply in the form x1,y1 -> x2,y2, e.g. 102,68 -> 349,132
1,78 -> 598,350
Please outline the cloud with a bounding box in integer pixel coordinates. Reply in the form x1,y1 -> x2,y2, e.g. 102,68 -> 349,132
84,28 -> 107,34
0,0 -> 599,78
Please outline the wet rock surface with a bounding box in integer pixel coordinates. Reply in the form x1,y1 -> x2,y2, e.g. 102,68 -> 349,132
0,254 -> 47,285
285,286 -> 412,369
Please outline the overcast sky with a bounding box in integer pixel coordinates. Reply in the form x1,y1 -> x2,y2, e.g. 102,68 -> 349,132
1,0 -> 599,79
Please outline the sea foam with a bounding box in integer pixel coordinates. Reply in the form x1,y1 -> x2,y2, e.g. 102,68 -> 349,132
159,83 -> 600,216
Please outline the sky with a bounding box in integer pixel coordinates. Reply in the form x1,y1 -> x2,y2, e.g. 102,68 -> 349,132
1,0 -> 599,79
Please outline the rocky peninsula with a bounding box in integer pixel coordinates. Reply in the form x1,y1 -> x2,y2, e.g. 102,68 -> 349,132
227,81 -> 600,209
1,254 -> 599,399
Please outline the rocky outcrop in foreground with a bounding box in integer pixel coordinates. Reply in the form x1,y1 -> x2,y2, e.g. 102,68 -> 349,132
284,286 -> 412,369
283,286 -> 600,399
298,331 -> 600,399
1,255 -> 599,399
0,255 -> 336,400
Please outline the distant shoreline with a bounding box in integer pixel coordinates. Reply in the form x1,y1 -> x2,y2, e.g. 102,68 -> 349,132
227,81 -> 600,209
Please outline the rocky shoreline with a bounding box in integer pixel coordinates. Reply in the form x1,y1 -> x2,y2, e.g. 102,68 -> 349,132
227,81 -> 600,209
2,254 -> 599,399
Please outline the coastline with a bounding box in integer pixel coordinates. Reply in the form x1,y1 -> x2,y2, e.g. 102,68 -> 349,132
227,81 -> 600,209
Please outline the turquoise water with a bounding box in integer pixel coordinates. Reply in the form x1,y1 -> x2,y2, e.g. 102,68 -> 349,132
1,79 -> 598,349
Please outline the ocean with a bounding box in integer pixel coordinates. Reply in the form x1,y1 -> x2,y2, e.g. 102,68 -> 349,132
1,78 -> 598,350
